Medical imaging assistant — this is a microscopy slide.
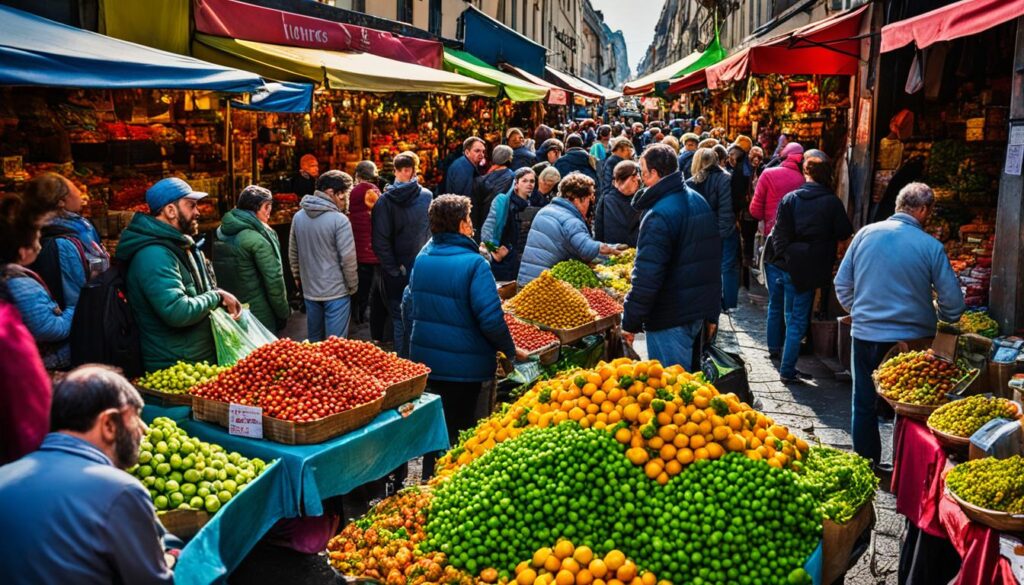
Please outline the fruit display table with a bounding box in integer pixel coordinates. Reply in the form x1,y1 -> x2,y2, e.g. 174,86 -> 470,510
141,394 -> 449,585
892,417 -> 1020,584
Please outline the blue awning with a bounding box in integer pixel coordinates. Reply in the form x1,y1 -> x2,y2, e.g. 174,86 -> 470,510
231,82 -> 314,113
462,5 -> 547,78
0,4 -> 264,92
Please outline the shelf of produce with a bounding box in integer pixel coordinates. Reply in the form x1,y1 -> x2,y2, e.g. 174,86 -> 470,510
142,394 -> 448,584
191,395 -> 384,445
537,312 -> 620,345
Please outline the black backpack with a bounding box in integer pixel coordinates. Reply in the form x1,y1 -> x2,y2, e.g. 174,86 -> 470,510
69,259 -> 143,377
28,224 -> 89,310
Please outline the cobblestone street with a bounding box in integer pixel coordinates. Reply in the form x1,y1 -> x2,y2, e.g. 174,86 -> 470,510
719,290 -> 901,585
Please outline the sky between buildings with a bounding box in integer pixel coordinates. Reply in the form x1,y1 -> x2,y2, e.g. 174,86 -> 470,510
589,0 -> 664,76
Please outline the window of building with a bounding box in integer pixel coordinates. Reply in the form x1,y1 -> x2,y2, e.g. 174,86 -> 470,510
396,0 -> 412,23
428,0 -> 441,35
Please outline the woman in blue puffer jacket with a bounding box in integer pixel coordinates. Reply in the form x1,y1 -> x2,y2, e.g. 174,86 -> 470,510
517,172 -> 620,287
404,195 -> 524,444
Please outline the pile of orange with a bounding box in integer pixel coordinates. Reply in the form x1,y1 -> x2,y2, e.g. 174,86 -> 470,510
507,541 -> 664,585
435,358 -> 809,483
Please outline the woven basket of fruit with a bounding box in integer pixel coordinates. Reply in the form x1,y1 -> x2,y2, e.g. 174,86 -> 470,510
946,455 -> 1024,532
382,373 -> 428,410
947,488 -> 1024,532
136,384 -> 196,407
872,349 -> 978,422
192,395 -> 384,445
927,396 -> 1020,453
158,509 -> 211,540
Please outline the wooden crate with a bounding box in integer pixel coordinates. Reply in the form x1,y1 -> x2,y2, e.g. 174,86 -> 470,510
192,395 -> 383,445
537,313 -> 620,345
497,281 -> 517,300
135,385 -> 194,407
822,502 -> 875,585
158,509 -> 211,540
525,341 -> 560,366
382,373 -> 428,410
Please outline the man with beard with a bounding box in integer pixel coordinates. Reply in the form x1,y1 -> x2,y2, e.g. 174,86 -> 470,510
116,178 -> 241,371
0,365 -> 177,583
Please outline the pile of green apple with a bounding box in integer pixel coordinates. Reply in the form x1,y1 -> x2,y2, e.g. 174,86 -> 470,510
130,417 -> 269,514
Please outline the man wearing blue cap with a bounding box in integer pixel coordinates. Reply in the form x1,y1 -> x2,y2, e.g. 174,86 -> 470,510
115,177 -> 241,371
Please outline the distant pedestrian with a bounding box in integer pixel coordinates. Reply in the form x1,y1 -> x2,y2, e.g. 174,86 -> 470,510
212,185 -> 290,331
598,137 -> 635,206
530,166 -> 561,207
594,159 -> 643,248
536,138 -> 564,166
373,154 -> 431,356
470,145 -> 515,238
480,168 -> 535,281
292,154 -> 319,198
686,148 -> 738,311
289,171 -> 359,341
677,133 -> 700,180
554,134 -> 598,183
589,125 -> 612,162
348,161 -> 387,341
768,151 -> 853,384
444,137 -> 486,198
623,144 -> 721,371
506,128 -> 536,171
835,183 -> 965,466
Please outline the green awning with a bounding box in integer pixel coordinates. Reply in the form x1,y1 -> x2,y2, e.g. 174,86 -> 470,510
676,34 -> 727,77
442,48 -> 548,102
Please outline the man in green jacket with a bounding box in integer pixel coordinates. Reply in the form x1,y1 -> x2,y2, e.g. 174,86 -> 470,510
116,178 -> 241,372
212,186 -> 290,331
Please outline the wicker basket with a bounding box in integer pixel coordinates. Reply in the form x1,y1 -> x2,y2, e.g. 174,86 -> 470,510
192,395 -> 384,445
874,390 -> 943,422
947,487 -> 1024,532
135,384 -> 194,407
382,373 -> 428,410
158,509 -> 211,540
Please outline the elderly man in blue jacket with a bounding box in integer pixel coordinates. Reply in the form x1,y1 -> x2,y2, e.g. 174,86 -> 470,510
0,366 -> 178,584
444,136 -> 487,198
623,144 -> 722,371
835,182 -> 965,467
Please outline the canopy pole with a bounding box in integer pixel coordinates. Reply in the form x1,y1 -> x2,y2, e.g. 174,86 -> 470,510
226,99 -> 234,210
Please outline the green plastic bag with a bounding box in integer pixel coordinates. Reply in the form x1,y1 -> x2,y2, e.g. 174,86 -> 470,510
210,307 -> 277,366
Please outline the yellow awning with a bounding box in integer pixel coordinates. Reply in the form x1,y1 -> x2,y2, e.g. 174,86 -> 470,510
193,33 -> 498,96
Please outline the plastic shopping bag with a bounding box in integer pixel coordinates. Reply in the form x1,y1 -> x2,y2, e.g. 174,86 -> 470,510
210,307 -> 278,366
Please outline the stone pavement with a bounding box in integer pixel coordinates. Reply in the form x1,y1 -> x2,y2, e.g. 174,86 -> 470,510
718,290 -> 902,585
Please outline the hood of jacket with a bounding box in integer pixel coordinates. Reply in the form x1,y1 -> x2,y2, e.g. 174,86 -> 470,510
424,231 -> 479,255
536,142 -> 560,161
549,196 -> 586,222
219,208 -> 265,237
115,212 -> 194,262
780,142 -> 804,171
632,171 -> 685,211
480,168 -> 514,191
384,180 -> 426,207
794,181 -> 834,201
300,191 -> 340,217
560,149 -> 592,165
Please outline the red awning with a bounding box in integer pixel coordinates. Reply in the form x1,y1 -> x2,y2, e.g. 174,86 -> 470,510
880,0 -> 1024,53
666,68 -> 709,94
194,0 -> 443,69
704,4 -> 869,89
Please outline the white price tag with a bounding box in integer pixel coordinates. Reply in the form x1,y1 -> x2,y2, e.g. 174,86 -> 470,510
228,403 -> 263,439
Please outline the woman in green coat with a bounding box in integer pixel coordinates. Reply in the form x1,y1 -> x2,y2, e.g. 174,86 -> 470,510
213,186 -> 290,330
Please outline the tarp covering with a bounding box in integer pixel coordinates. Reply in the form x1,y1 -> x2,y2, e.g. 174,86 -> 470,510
577,77 -> 623,101
231,82 -> 314,113
196,34 -> 497,96
194,0 -> 443,69
463,5 -> 547,78
100,0 -> 190,55
499,63 -> 569,105
443,48 -> 548,102
666,69 -> 710,94
704,4 -> 869,90
0,3 -> 264,92
624,51 -> 703,95
545,66 -> 604,100
880,0 -> 1024,53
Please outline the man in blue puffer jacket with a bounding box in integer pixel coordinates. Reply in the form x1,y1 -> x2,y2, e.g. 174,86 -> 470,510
516,172 -> 619,287
404,195 -> 523,444
623,144 -> 722,371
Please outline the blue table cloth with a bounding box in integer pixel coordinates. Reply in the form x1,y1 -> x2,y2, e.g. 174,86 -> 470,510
142,394 -> 449,585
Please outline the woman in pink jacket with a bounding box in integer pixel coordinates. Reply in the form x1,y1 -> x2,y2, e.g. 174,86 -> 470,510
749,142 -> 804,359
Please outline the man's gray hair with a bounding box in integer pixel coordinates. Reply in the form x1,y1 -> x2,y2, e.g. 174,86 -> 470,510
895,182 -> 935,212
538,166 -> 561,183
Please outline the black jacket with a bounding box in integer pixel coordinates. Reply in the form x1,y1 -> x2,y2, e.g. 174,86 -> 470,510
594,189 -> 641,247
510,146 -> 537,171
489,193 -> 530,282
770,181 -> 854,292
677,149 -> 696,180
371,180 -> 432,298
470,168 -> 514,239
622,172 -> 721,333
686,166 -> 736,240
554,148 -> 598,183
598,153 -> 625,203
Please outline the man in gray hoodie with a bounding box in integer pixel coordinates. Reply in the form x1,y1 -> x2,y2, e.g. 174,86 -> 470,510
289,170 -> 359,341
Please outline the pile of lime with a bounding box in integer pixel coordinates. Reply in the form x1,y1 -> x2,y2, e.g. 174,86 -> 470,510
425,423 -> 820,585
136,361 -> 228,395
551,260 -> 600,289
947,455 -> 1024,513
928,395 -> 1018,437
130,417 -> 269,514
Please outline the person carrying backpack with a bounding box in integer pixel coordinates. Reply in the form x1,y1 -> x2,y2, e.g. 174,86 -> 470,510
212,186 -> 290,332
115,178 -> 241,372
23,173 -> 108,309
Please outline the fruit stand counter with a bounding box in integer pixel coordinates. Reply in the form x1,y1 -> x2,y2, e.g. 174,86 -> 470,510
892,418 -> 1020,584
141,394 -> 449,585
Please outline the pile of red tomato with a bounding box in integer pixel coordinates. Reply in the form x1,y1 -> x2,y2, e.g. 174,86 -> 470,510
318,337 -> 430,385
580,288 -> 623,319
504,314 -> 558,352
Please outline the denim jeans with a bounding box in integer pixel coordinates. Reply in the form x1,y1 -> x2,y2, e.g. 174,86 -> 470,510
852,338 -> 895,464
646,320 -> 704,372
305,296 -> 351,342
387,298 -> 409,358
764,263 -> 786,352
721,232 -> 740,311
780,270 -> 814,378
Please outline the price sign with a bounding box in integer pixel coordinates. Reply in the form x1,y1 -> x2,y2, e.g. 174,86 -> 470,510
228,403 -> 263,439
